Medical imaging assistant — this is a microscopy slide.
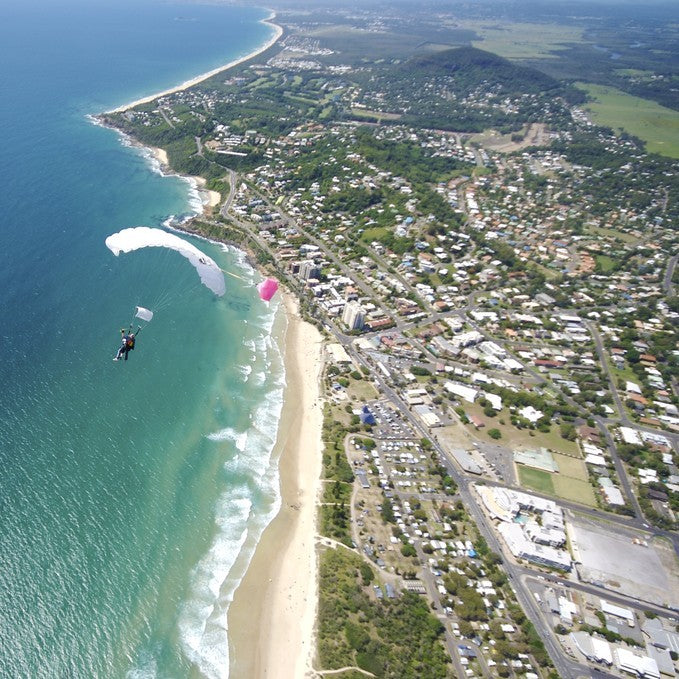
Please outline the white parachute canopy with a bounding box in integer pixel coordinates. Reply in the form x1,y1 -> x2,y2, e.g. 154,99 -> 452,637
105,227 -> 226,297
135,306 -> 154,322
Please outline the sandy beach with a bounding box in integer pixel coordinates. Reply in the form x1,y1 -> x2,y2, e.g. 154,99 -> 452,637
147,145 -> 221,210
228,295 -> 324,678
105,12 -> 283,114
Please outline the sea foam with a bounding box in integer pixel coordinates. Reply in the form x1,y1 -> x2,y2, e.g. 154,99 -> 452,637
177,302 -> 286,678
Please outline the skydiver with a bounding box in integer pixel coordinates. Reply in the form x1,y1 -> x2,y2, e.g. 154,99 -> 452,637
113,326 -> 140,362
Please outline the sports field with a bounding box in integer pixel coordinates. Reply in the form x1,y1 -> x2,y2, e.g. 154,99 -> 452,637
518,467 -> 554,495
518,454 -> 596,506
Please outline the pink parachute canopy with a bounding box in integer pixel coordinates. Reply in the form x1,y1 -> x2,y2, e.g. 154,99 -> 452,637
257,277 -> 279,302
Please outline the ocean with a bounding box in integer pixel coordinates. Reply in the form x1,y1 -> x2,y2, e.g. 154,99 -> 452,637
0,2 -> 283,677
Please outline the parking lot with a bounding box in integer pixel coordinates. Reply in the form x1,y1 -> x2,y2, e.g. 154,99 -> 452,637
368,399 -> 418,440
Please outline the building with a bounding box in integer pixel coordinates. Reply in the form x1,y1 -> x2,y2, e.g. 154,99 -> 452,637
614,648 -> 659,679
356,471 -> 370,489
598,478 -> 625,506
359,405 -> 376,425
299,259 -> 321,281
342,301 -> 365,330
570,632 -> 613,665
452,449 -> 482,475
326,342 -> 351,364
413,404 -> 441,427
601,600 -> 635,627
444,381 -> 478,403
498,522 -> 571,571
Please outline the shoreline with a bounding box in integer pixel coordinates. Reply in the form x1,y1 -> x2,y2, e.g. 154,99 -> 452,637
95,11 -> 283,219
149,146 -> 221,210
227,293 -> 324,678
105,11 -> 283,114
95,12 -> 325,675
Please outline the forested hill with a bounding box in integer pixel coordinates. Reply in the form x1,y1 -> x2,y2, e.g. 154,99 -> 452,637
352,45 -> 580,132
403,46 -> 563,97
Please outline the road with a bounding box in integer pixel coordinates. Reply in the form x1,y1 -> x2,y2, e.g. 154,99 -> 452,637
220,169 -> 237,216
337,330 -> 593,677
158,106 -> 175,128
663,252 -> 678,295
586,320 -> 626,421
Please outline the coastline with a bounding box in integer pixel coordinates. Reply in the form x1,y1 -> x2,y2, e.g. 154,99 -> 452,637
96,11 -> 283,218
105,11 -> 283,114
149,146 -> 221,210
227,293 -> 324,678
95,11 -> 325,675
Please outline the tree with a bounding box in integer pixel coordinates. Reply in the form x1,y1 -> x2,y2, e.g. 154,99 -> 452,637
559,423 -> 576,441
401,543 -> 417,558
488,428 -> 502,440
359,562 -> 374,585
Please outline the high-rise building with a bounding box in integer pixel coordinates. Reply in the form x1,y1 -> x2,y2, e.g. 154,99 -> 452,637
299,260 -> 320,281
342,301 -> 365,330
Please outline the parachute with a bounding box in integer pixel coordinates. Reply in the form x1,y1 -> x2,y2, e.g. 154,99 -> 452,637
134,306 -> 154,322
257,278 -> 279,302
105,227 -> 226,297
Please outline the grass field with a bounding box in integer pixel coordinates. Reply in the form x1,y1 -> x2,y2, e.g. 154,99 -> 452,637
461,21 -> 583,60
347,377 -> 379,402
518,466 -> 555,494
461,402 -> 580,456
596,254 -> 617,272
307,25 -> 435,61
552,476 -> 597,506
552,454 -> 588,480
505,425 -> 580,457
361,226 -> 391,242
518,458 -> 597,506
351,108 -> 402,121
534,262 -> 561,281
585,225 -> 637,244
577,82 -> 679,158
614,69 -> 655,80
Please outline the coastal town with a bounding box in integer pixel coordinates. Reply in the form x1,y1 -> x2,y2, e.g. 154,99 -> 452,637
100,3 -> 679,678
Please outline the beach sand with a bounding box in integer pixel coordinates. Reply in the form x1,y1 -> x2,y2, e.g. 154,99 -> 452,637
148,146 -> 221,211
106,12 -> 283,114
228,295 -> 324,678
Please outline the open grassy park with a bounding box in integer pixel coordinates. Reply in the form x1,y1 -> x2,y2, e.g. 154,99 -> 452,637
585,224 -> 638,245
577,82 -> 679,158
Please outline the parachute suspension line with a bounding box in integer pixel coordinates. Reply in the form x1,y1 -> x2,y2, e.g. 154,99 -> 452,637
221,268 -> 248,283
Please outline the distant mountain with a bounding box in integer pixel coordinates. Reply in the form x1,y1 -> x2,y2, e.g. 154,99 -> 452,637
403,46 -> 562,95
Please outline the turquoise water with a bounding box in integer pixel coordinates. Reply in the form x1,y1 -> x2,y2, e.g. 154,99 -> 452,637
0,2 -> 284,677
